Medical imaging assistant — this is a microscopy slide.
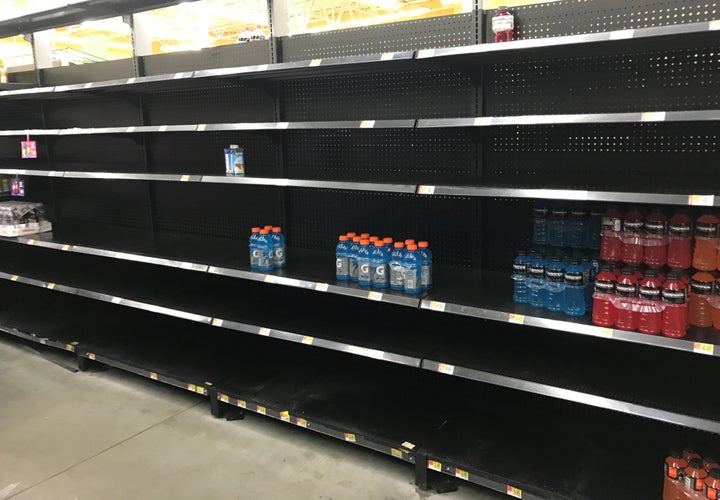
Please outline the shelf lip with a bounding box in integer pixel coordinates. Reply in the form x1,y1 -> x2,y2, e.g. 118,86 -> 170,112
422,358 -> 720,434
417,110 -> 720,128
0,168 -> 64,177
415,185 -> 717,207
420,298 -> 720,357
417,19 -> 720,60
62,172 -> 203,183
0,129 -> 61,136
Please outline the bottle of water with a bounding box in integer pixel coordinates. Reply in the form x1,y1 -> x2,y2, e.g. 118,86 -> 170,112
548,207 -> 567,247
532,206 -> 548,246
249,227 -> 261,270
271,227 -> 286,268
357,240 -> 372,287
402,244 -> 422,295
418,241 -> 432,291
512,250 -> 529,304
257,229 -> 275,272
544,256 -> 566,312
563,259 -> 586,316
389,242 -> 405,291
371,241 -> 389,289
348,236 -> 360,282
526,252 -> 547,308
335,235 -> 350,281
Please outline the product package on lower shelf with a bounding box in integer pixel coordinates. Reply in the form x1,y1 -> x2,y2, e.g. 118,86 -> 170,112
0,201 -> 51,237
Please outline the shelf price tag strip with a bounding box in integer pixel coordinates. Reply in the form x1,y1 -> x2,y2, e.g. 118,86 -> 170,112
688,195 -> 715,206
694,342 -> 715,355
507,485 -> 523,498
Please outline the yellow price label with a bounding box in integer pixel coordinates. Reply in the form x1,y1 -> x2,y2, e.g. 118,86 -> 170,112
508,313 -> 525,324
598,327 -> 614,338
10,275 -> 18,281
360,120 -> 375,129
473,117 -> 493,126
180,175 -> 190,182
187,384 -> 196,392
211,318 -> 223,327
197,124 -> 206,131
417,185 -> 436,195
427,301 -> 446,312
301,336 -> 314,345
259,327 -> 271,336
640,111 -> 666,122
694,342 -> 715,355
391,448 -> 403,458
296,418 -> 308,428
344,433 -> 356,442
150,372 -> 158,380
315,282 -> 329,292
47,283 -> 55,290
428,460 -> 442,471
380,52 -> 394,61
62,244 -> 70,251
437,363 -> 455,375
111,297 -> 122,304
309,59 -> 322,66
402,441 -> 416,450
710,20 -> 720,30
195,386 -> 205,394
65,344 -> 74,352
257,405 -> 266,415
280,411 -> 290,422
127,77 -> 136,84
39,338 -> 47,344
367,291 -> 383,301
88,353 -> 96,360
220,394 -> 229,403
237,399 -> 247,408
688,194 -> 715,206
455,468 -> 469,481
507,485 -> 523,498
158,125 -> 168,132
27,239 -> 35,245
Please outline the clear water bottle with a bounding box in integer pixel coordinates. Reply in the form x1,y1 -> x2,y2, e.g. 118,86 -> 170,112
532,206 -> 548,246
544,256 -> 566,312
389,242 -> 405,291
512,250 -> 529,304
418,241 -> 432,291
271,227 -> 286,268
249,227 -> 261,270
526,252 -> 547,308
335,235 -> 350,281
563,259 -> 587,316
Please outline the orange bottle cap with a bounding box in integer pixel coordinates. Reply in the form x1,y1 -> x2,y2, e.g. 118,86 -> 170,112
418,241 -> 429,248
360,233 -> 370,238
251,227 -> 261,232
369,236 -> 379,242
360,239 -> 370,245
394,242 -> 404,248
407,244 -> 418,250
272,227 -> 282,232
352,237 -> 361,243
405,239 -> 415,245
339,235 -> 348,241
347,232 -> 357,238
264,225 -> 273,230
383,237 -> 393,244
260,229 -> 270,234
374,240 -> 384,247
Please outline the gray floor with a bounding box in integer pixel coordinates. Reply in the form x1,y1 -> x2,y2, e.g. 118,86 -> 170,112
0,336 -> 503,500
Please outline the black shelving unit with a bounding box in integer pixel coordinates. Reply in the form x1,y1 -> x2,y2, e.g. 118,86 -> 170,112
3,1 -> 720,498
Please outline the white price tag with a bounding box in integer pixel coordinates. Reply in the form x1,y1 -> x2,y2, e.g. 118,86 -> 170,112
309,59 -> 322,67
301,336 -> 314,345
258,327 -> 271,336
197,124 -> 207,131
315,283 -> 329,292
126,126 -> 136,133
127,77 -> 136,84
84,82 -> 93,89
694,342 -> 715,355
640,111 -> 666,122
417,49 -> 435,58
426,301 -> 446,312
180,175 -> 190,182
688,195 -> 715,206
360,120 -> 375,128
417,185 -> 435,195
473,117 -> 493,126
380,52 -> 394,61
367,291 -> 383,301
507,485 -> 523,498
111,297 -> 122,304
437,363 -> 454,375
609,29 -> 634,40
158,125 -> 168,132
710,20 -> 720,31
211,318 -> 223,327
276,122 -> 289,129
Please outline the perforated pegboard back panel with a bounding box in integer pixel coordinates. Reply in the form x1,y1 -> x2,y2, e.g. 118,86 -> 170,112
41,59 -> 135,85
284,128 -> 477,184
43,95 -> 141,128
144,83 -> 275,125
482,198 -> 534,272
53,178 -> 152,230
0,102 -> 42,129
152,183 -> 283,240
282,68 -> 475,120
484,122 -> 720,193
147,131 -> 278,177
285,189 -> 480,267
484,0 -> 719,40
49,135 -> 145,172
141,41 -> 271,76
486,44 -> 720,115
280,13 -> 476,61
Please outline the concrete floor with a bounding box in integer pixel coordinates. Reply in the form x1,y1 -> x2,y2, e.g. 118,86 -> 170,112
0,336 -> 503,500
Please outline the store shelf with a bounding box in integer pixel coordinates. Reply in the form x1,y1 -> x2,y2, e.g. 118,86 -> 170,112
417,19 -> 720,63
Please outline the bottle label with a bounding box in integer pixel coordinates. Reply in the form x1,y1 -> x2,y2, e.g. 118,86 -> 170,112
545,269 -> 564,282
594,279 -> 615,294
528,264 -> 545,279
602,216 -> 622,232
404,269 -> 418,291
695,222 -> 718,237
668,223 -> 692,237
645,221 -> 667,235
421,264 -> 432,287
564,270 -> 584,286
512,262 -> 526,275
662,288 -> 687,304
250,248 -> 258,266
349,257 -> 358,279
336,257 -> 349,277
373,263 -> 388,286
390,263 -> 404,287
664,463 -> 684,480
707,485 -> 719,500
684,474 -> 705,491
258,250 -> 274,269
274,246 -> 286,266
690,279 -> 714,295
615,282 -> 638,297
358,261 -> 372,282
492,14 -> 514,32
639,286 -> 661,301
